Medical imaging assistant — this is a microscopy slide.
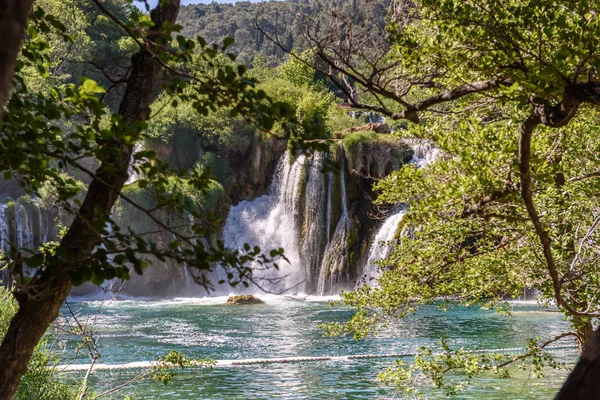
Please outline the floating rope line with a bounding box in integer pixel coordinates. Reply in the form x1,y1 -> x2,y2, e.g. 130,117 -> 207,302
58,344 -> 578,372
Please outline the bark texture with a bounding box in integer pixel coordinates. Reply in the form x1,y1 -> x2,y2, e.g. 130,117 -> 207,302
0,2 -> 180,398
0,0 -> 34,119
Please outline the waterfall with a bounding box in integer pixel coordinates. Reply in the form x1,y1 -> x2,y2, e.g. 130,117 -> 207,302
0,200 -> 53,283
362,140 -> 439,283
222,152 -> 305,293
325,171 -> 333,243
317,158 -> 351,295
299,153 -> 329,291
222,150 -> 354,295
410,140 -> 440,168
0,204 -> 10,254
126,142 -> 145,185
15,204 -> 34,250
363,210 -> 406,281
367,112 -> 385,124
221,142 -> 439,296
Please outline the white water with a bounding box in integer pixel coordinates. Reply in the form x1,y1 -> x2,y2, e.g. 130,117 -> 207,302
299,153 -> 328,291
223,141 -> 439,296
410,140 -> 440,168
222,150 -> 356,295
364,209 -> 407,280
0,201 -> 49,254
125,142 -> 146,185
222,153 -> 305,293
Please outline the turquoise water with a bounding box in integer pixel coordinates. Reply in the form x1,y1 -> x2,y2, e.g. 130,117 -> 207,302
57,296 -> 575,399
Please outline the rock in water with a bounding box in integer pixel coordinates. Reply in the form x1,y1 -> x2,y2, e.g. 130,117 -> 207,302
226,295 -> 265,305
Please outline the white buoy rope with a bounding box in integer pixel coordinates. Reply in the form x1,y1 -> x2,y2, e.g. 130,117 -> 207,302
58,344 -> 578,371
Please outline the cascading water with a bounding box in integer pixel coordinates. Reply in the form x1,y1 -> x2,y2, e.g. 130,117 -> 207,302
14,204 -> 34,250
0,204 -> 10,254
125,142 -> 145,185
325,171 -> 333,242
410,140 -> 440,168
0,200 -> 53,283
0,201 -> 50,254
222,142 -> 437,296
222,152 -> 305,293
317,159 -> 351,295
363,209 -> 407,281
362,140 -> 439,283
222,150 -> 355,296
299,153 -> 330,291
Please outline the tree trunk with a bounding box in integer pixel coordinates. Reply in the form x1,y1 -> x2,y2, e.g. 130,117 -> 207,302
0,2 -> 180,399
0,0 -> 34,119
555,329 -> 600,400
574,319 -> 594,353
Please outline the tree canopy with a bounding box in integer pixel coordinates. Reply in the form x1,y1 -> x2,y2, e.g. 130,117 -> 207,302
278,0 -> 600,397
1,0 -> 600,398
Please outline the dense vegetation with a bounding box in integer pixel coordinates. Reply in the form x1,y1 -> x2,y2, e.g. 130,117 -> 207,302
1,0 -> 600,398
295,0 -> 600,397
0,0 -> 370,397
178,0 -> 390,66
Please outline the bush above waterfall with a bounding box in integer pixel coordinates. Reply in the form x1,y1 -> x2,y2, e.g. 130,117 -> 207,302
254,69 -> 335,139
145,95 -> 256,164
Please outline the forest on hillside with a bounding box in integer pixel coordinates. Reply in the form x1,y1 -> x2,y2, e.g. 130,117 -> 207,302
178,0 -> 390,65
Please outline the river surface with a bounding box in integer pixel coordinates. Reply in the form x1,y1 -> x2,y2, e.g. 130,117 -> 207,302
57,296 -> 575,399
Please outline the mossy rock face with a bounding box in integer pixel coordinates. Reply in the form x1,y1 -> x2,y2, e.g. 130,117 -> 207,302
0,178 -> 25,200
226,294 -> 265,305
342,133 -> 413,180
228,134 -> 287,203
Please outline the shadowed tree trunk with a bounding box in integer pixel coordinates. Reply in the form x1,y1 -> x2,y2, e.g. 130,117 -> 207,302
0,0 -> 34,120
0,1 -> 181,398
555,329 -> 600,400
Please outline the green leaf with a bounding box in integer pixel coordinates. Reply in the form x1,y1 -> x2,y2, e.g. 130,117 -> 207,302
82,79 -> 106,94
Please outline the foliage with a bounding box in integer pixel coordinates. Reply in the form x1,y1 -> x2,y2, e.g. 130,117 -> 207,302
38,172 -> 87,210
146,94 -> 256,158
152,350 -> 215,385
304,0 -> 600,395
0,288 -> 76,400
255,58 -> 336,139
377,337 -> 566,398
177,0 -> 390,67
198,153 -> 234,193
341,130 -> 379,152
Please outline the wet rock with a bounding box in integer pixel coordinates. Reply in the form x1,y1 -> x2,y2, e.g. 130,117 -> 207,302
226,294 -> 265,305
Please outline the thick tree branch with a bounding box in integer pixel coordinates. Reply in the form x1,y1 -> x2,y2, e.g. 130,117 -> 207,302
517,95 -> 599,319
0,2 -> 181,398
412,79 -> 514,113
0,0 -> 34,120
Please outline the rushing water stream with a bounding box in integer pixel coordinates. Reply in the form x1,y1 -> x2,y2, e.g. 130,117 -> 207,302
59,297 -> 575,399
